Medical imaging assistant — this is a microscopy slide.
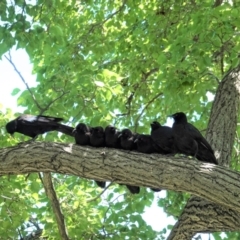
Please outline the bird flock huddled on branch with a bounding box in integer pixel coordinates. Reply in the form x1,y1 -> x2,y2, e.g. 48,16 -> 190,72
5,112 -> 218,194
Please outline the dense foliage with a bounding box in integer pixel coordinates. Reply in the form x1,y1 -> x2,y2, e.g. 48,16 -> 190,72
1,0 -> 240,239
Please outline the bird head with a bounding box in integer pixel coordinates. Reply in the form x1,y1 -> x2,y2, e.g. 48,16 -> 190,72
134,134 -> 148,143
5,120 -> 17,136
110,126 -> 116,133
120,129 -> 132,139
150,121 -> 161,130
170,112 -> 187,122
93,126 -> 104,136
76,123 -> 89,133
105,125 -> 117,134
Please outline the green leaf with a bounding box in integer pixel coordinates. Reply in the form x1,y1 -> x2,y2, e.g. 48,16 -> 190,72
11,88 -> 21,96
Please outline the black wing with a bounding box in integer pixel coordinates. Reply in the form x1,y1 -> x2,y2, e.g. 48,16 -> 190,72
151,126 -> 174,154
187,123 -> 214,154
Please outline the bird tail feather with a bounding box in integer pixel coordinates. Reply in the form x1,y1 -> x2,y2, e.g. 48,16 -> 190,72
57,124 -> 75,137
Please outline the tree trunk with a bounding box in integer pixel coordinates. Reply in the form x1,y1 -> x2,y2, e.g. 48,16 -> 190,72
168,66 -> 240,239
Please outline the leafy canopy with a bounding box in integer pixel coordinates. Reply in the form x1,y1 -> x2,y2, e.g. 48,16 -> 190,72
1,0 -> 240,238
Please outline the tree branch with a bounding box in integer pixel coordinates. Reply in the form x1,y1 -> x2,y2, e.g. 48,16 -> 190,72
5,52 -> 70,115
23,218 -> 43,240
134,92 -> 163,132
87,182 -> 114,202
39,90 -> 70,115
5,52 -> 44,111
88,0 -> 126,34
1,142 -> 240,219
167,195 -> 240,240
40,173 -> 69,240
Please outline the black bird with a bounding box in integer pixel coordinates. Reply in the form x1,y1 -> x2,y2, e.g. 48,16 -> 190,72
119,128 -> 140,194
135,134 -> 156,154
90,126 -> 105,147
105,125 -> 121,148
105,125 -> 136,192
5,114 -> 74,139
171,112 -> 217,164
119,129 -> 138,150
150,121 -> 174,154
89,126 -> 106,188
135,134 -> 161,192
73,123 -> 91,145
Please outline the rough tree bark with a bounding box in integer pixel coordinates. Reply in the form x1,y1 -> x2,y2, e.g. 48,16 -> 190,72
168,66 -> 240,239
1,142 -> 240,217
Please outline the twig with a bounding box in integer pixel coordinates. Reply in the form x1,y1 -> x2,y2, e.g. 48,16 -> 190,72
24,229 -> 43,240
29,216 -> 41,230
119,68 -> 159,120
71,88 -> 97,123
202,71 -> 220,84
39,173 -> 69,240
5,52 -> 44,111
5,52 -> 70,115
17,228 -> 23,240
86,182 -> 114,202
102,194 -> 125,236
101,0 -> 127,25
143,68 -> 159,79
23,217 -> 43,240
39,90 -> 70,115
88,0 -> 127,34
134,92 -> 163,132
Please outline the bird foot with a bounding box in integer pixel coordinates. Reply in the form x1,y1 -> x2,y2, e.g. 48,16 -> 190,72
150,188 -> 161,192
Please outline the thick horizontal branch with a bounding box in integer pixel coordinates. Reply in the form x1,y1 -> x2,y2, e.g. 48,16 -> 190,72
1,141 -> 240,213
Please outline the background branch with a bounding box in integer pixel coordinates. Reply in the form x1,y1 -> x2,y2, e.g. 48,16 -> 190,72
40,173 -> 69,240
5,53 -> 44,111
5,52 -> 71,115
134,92 -> 163,132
